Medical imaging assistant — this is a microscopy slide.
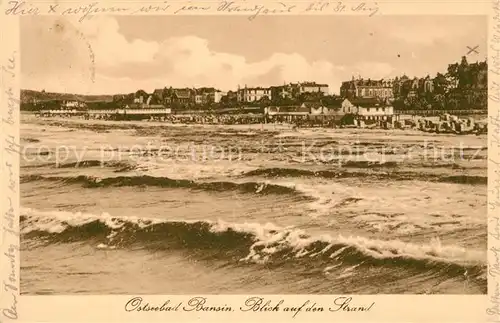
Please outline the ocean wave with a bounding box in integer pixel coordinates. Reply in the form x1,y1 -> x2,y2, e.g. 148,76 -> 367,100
437,175 -> 487,185
21,160 -> 137,172
217,131 -> 259,137
242,167 -> 395,179
241,167 -> 486,185
21,137 -> 40,143
21,208 -> 486,279
58,160 -> 135,170
341,160 -> 400,168
20,174 -> 304,196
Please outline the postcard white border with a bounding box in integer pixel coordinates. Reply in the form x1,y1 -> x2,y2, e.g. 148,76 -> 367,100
0,1 -> 496,322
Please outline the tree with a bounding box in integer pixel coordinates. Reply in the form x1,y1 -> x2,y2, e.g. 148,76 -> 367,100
125,93 -> 135,104
135,89 -> 148,96
258,95 -> 271,108
432,94 -> 446,110
458,56 -> 472,88
404,96 -> 418,109
220,93 -> 239,109
447,62 -> 459,81
399,80 -> 411,98
433,73 -> 449,95
271,94 -> 296,106
320,95 -> 336,104
113,95 -> 124,103
393,99 -> 406,111
298,91 -> 323,103
446,90 -> 461,109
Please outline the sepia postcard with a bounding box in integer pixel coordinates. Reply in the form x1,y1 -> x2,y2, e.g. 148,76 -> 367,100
1,0 -> 499,322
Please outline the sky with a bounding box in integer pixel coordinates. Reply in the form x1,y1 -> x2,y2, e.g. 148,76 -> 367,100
21,15 -> 487,95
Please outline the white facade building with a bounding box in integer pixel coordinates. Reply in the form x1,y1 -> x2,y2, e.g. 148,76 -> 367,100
213,91 -> 227,103
237,86 -> 272,102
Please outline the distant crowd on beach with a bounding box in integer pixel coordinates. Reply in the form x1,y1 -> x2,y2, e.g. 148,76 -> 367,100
35,109 -> 487,135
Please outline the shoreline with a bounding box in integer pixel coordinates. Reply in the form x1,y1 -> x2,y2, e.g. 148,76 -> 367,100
22,114 -> 488,137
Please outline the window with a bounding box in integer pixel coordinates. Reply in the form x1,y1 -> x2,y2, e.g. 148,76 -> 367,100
376,108 -> 379,112
367,108 -> 370,112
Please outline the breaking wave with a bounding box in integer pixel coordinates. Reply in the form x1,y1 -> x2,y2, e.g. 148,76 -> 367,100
241,167 -> 486,184
21,160 -> 137,172
21,208 -> 486,280
20,174 -> 305,196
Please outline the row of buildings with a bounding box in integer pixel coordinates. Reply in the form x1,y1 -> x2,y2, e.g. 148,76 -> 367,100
39,97 -> 395,125
340,75 -> 438,100
265,98 -> 394,122
340,57 -> 487,103
238,82 -> 329,102
29,56 -> 487,114
114,87 -> 226,107
116,57 -> 487,110
112,81 -> 330,108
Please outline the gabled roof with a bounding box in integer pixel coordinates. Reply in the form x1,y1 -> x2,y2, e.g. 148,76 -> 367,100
275,105 -> 310,113
300,82 -> 329,87
277,106 -> 298,112
296,106 -> 311,112
342,78 -> 394,88
323,99 -> 343,107
126,103 -> 143,109
301,101 -> 323,109
152,89 -> 164,101
174,89 -> 192,98
323,105 -> 342,111
350,98 -> 383,107
196,87 -> 216,93
241,86 -> 270,91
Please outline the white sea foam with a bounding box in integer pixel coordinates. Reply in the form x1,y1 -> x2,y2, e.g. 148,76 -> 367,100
217,131 -> 258,136
135,160 -> 259,180
21,207 -> 167,234
21,208 -> 486,267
